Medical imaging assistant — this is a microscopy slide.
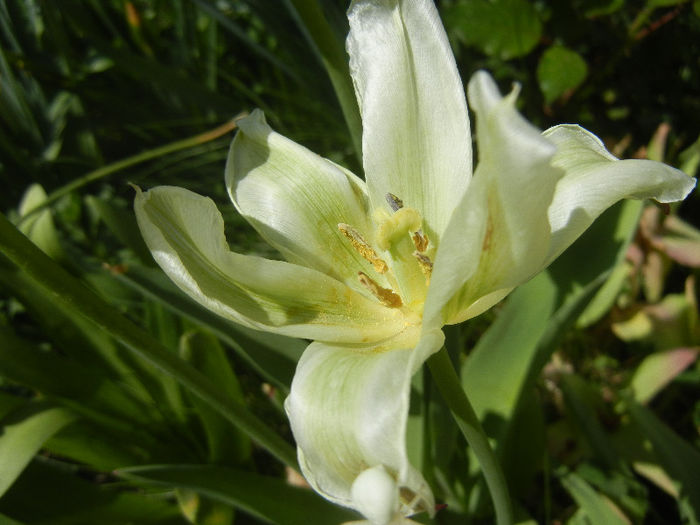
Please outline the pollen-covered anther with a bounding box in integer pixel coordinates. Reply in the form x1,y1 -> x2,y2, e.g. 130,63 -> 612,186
412,230 -> 429,252
358,271 -> 403,308
385,192 -> 404,212
338,223 -> 388,273
413,251 -> 433,282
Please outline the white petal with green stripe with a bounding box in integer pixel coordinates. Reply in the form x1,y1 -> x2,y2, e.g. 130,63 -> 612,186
347,0 -> 472,242
285,332 -> 443,520
226,110 -> 385,289
544,124 -> 696,263
135,185 -> 404,343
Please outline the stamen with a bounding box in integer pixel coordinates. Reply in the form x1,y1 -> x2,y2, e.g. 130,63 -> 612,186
385,193 -> 404,212
413,251 -> 433,282
338,223 -> 388,273
358,272 -> 403,308
412,230 -> 429,252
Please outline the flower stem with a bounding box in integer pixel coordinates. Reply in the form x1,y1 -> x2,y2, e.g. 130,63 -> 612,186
427,348 -> 513,525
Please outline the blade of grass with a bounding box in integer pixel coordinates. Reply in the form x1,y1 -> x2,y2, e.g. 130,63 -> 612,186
0,402 -> 77,498
118,464 -> 357,525
16,116 -> 243,227
626,398 -> 700,523
115,264 -> 303,392
285,0 -> 362,157
0,211 -> 297,469
191,0 -> 300,82
559,470 -> 629,525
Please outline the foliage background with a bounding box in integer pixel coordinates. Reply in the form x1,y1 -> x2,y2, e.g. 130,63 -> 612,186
0,0 -> 699,524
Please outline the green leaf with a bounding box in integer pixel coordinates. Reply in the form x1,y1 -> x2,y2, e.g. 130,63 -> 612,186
574,201 -> 644,326
180,330 -> 252,465
612,420 -> 679,498
176,489 -> 234,525
574,463 -> 649,522
575,262 -> 630,328
0,262 -> 150,402
0,512 -> 24,525
461,201 -> 639,505
445,0 -> 542,59
0,461 -> 181,524
679,133 -> 700,178
559,374 -> 621,470
117,464 -> 358,525
17,184 -> 63,260
0,326 -> 156,427
285,0 -> 362,157
116,264 -> 304,392
0,402 -> 77,497
627,399 -> 700,523
537,45 -> 588,104
582,0 -> 625,18
647,0 -> 687,6
559,470 -> 629,525
84,194 -> 154,265
0,211 -> 297,469
45,421 -> 149,472
630,348 -> 698,404
0,392 -> 26,422
462,270 -> 557,426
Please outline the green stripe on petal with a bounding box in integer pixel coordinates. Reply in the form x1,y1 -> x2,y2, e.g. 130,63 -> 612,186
285,333 -> 442,519
347,0 -> 472,241
227,110 -> 387,289
543,124 -> 697,263
135,185 -> 404,343
425,71 -> 561,329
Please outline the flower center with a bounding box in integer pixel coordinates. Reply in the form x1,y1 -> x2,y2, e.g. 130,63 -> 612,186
338,193 -> 434,314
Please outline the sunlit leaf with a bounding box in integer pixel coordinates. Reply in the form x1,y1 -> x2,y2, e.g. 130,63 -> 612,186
537,45 -> 588,104
0,402 -> 76,497
445,0 -> 542,59
631,348 -> 698,404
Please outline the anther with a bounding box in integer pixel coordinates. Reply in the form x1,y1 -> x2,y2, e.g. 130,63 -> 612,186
413,251 -> 433,282
358,272 -> 403,308
338,223 -> 388,273
412,230 -> 429,252
385,193 -> 404,212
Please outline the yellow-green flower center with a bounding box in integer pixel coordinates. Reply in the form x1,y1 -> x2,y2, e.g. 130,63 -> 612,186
338,194 -> 434,317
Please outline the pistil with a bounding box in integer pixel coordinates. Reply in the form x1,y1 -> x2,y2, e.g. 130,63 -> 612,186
376,207 -> 428,308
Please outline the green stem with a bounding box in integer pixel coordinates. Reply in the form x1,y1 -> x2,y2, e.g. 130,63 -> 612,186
428,348 -> 513,525
287,0 -> 363,158
0,211 -> 298,469
17,116 -> 243,227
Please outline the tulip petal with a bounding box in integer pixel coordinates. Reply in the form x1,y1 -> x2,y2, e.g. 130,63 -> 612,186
285,332 -> 443,519
543,124 -> 697,263
135,185 -> 405,343
425,71 -> 561,328
227,110 -> 387,289
347,0 -> 472,241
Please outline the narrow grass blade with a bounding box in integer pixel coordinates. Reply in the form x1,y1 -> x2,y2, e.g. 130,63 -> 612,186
627,399 -> 700,523
559,470 -> 629,525
118,464 -> 357,525
0,211 -> 297,469
0,402 -> 76,497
